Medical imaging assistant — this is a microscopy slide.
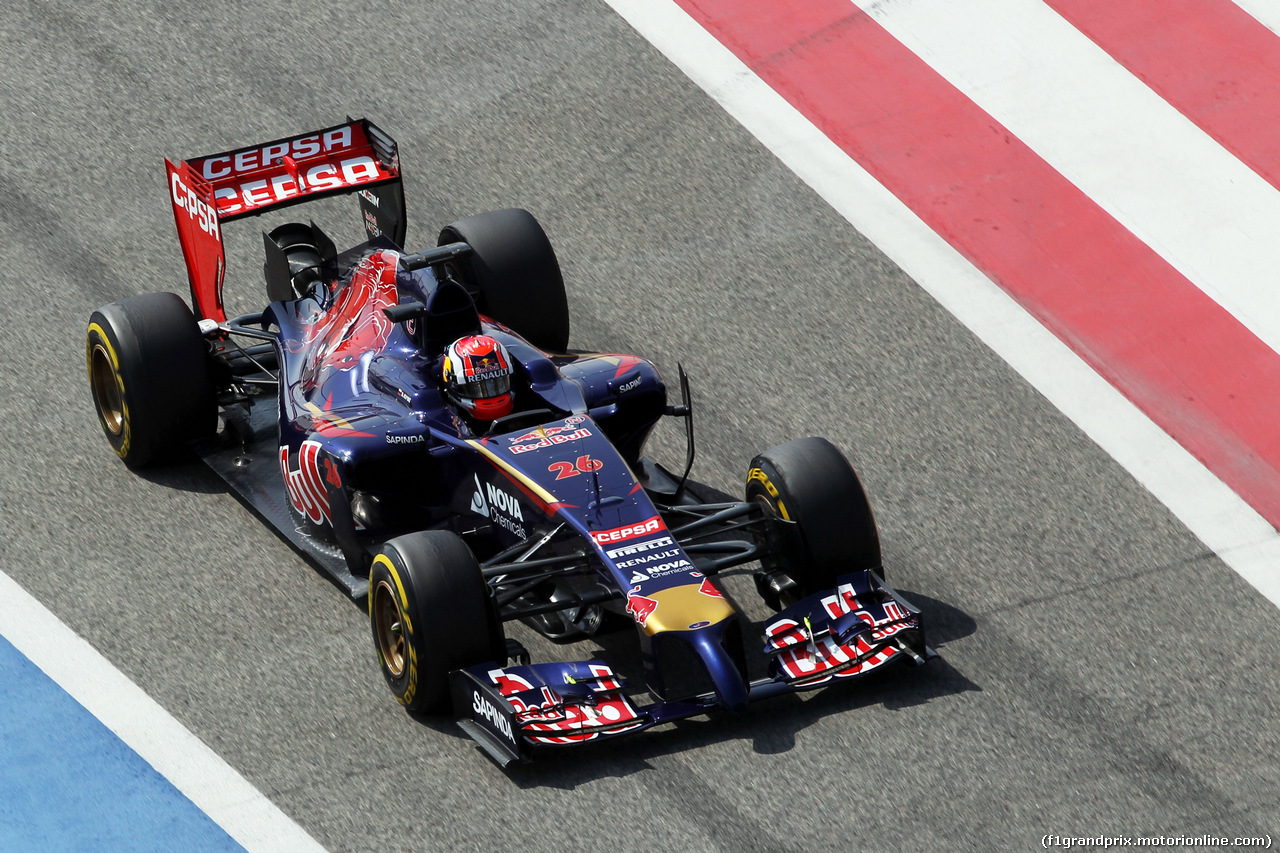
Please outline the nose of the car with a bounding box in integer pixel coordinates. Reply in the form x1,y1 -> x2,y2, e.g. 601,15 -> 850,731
686,625 -> 748,713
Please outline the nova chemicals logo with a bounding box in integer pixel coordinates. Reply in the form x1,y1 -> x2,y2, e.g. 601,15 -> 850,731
470,475 -> 527,537
470,475 -> 489,517
485,483 -> 524,521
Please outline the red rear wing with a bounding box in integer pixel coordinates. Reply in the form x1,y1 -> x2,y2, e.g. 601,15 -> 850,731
166,118 -> 404,322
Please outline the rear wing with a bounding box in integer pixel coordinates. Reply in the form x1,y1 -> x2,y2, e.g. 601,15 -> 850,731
165,118 -> 406,322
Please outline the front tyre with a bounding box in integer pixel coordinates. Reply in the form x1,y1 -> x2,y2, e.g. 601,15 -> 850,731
747,437 -> 882,604
86,292 -> 216,468
369,531 -> 506,714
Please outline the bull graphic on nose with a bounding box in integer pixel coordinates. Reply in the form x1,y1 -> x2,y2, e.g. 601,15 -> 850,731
626,587 -> 659,627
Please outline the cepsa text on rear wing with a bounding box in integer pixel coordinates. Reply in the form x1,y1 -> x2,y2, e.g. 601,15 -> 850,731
165,118 -> 405,323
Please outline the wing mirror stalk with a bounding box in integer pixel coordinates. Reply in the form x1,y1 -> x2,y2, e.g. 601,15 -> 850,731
668,364 -> 695,502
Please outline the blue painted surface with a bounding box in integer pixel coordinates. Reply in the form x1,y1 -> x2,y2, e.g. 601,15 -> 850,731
0,635 -> 244,853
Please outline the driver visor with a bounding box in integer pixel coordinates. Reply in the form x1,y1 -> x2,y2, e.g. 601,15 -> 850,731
460,372 -> 511,399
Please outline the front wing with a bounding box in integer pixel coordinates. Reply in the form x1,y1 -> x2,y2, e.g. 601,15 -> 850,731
452,569 -> 936,766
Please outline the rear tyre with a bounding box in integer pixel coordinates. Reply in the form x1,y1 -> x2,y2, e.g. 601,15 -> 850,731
86,292 -> 216,468
746,437 -> 882,604
369,531 -> 506,714
439,208 -> 570,352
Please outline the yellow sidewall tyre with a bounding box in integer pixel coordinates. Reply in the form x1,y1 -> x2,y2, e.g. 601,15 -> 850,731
369,531 -> 505,715
747,437 -> 882,597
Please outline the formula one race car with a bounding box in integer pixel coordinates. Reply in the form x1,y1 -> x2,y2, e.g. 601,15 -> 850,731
85,119 -> 933,764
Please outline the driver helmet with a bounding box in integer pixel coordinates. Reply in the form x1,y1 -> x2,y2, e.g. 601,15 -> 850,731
442,335 -> 515,421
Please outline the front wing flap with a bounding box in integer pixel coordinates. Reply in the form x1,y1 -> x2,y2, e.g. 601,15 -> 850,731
451,661 -> 653,766
452,571 -> 936,765
761,570 -> 934,688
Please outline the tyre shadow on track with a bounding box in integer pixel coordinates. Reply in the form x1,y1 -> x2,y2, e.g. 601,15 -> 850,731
128,458 -> 229,494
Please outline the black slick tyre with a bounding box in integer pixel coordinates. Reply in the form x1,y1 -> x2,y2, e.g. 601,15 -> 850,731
439,208 -> 570,352
369,531 -> 506,714
86,292 -> 216,468
746,437 -> 882,600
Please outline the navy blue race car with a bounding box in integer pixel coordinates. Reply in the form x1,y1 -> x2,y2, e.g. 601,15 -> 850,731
86,119 -> 934,764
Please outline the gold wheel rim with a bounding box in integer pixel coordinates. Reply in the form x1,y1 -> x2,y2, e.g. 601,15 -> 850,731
90,343 -> 124,436
372,579 -> 407,678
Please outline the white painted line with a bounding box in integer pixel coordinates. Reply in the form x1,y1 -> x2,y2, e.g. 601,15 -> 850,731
599,0 -> 1280,606
851,0 -> 1280,359
1234,0 -> 1280,37
0,569 -> 328,853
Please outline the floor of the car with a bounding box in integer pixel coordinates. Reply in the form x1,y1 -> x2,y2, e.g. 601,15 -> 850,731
200,401 -> 369,600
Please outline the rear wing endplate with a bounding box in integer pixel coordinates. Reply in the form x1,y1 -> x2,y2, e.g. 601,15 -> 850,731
166,118 -> 405,322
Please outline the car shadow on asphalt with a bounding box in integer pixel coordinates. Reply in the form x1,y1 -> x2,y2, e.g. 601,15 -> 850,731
129,457 -> 229,494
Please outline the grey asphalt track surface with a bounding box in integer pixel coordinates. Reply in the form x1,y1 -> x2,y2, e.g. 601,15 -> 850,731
2,1 -> 1277,850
